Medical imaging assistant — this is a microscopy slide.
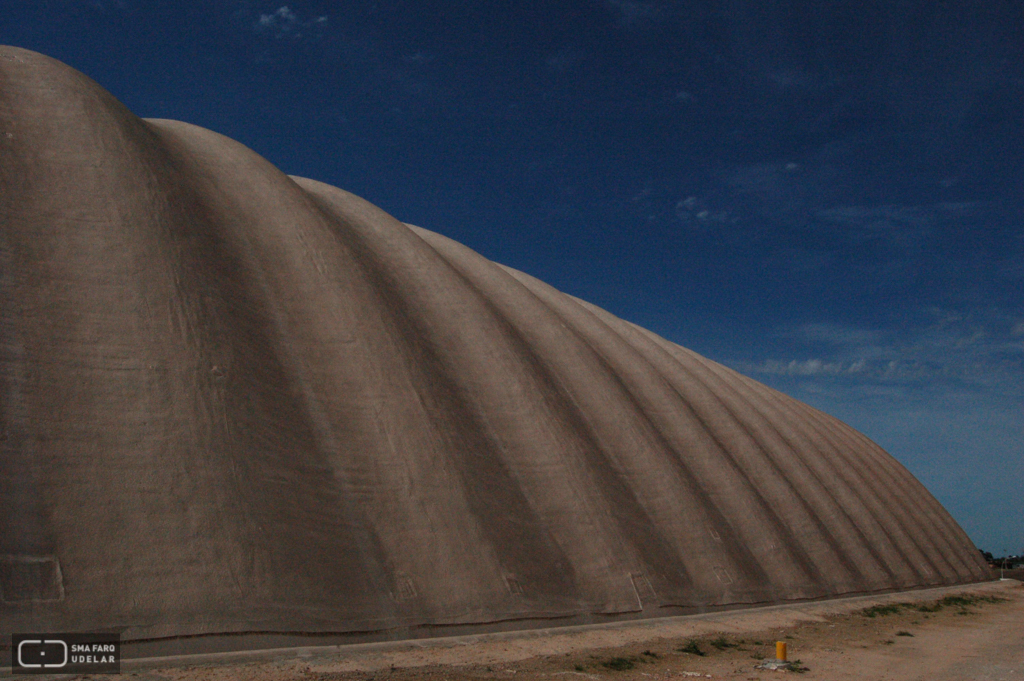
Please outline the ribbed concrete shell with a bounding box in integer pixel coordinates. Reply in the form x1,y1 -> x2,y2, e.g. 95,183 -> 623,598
0,47 -> 989,645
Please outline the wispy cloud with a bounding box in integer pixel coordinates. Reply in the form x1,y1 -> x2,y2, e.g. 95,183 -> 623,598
674,195 -> 738,232
815,202 -> 980,250
746,357 -> 949,384
736,309 -> 1024,398
727,161 -> 805,199
754,358 -> 867,377
818,204 -> 933,231
254,6 -> 327,40
787,322 -> 885,347
722,308 -> 1023,553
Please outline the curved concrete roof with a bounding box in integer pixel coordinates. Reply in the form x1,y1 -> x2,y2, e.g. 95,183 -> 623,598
0,47 -> 989,645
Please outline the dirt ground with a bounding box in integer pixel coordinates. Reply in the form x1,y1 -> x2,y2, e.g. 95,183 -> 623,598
70,580 -> 1024,681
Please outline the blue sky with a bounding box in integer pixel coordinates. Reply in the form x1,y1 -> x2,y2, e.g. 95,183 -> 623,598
3,0 -> 1021,555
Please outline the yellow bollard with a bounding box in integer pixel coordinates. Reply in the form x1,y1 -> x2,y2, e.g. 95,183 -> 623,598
776,641 -> 787,662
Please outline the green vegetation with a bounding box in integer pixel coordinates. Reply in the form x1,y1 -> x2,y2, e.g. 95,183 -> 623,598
861,593 -> 1004,618
600,657 -> 636,671
860,602 -> 910,617
641,650 -> 659,658
678,640 -> 706,656
710,636 -> 737,650
789,659 -> 810,673
940,594 -> 1003,607
896,631 -> 914,637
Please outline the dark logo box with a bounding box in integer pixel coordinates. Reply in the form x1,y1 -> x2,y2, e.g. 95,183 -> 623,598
11,633 -> 120,675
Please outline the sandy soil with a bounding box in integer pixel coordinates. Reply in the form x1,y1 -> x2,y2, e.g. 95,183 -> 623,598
70,580 -> 1024,681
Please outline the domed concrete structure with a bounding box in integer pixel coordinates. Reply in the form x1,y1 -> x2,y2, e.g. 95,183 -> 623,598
0,47 -> 989,651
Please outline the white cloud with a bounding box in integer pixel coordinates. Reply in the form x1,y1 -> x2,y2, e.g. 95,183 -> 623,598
754,358 -> 866,377
719,307 -> 1023,556
259,6 -> 294,26
254,6 -> 327,39
738,309 -> 1024,399
674,195 -> 736,231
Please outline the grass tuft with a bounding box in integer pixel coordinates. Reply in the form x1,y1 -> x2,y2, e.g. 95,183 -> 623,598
789,659 -> 810,673
940,594 -> 1003,607
709,636 -> 736,650
678,640 -> 706,656
861,603 -> 906,618
600,657 -> 636,671
913,593 -> 1005,614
